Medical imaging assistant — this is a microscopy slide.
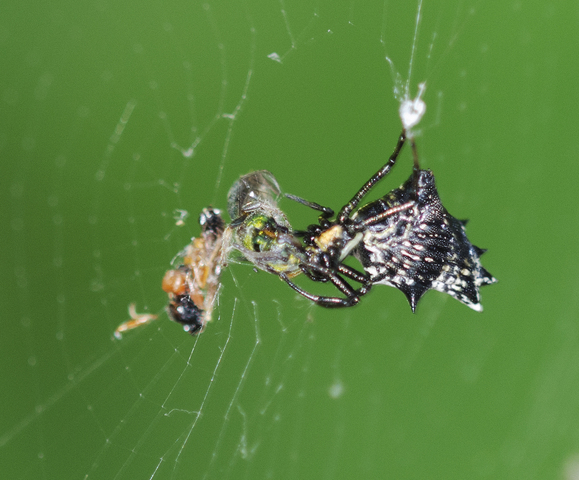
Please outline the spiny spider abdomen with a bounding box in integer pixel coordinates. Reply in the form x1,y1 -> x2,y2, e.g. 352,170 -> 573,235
352,169 -> 496,312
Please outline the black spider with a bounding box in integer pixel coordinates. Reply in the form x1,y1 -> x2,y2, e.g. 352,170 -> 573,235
351,167 -> 496,311
292,131 -> 496,311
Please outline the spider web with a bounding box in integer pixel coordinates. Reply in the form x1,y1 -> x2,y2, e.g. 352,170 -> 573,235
1,1 -> 499,479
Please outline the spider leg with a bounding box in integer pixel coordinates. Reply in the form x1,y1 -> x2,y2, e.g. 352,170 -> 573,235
279,272 -> 359,308
294,259 -> 370,307
336,263 -> 367,283
326,271 -> 361,299
285,193 -> 334,218
353,201 -> 416,232
336,264 -> 373,297
409,137 -> 420,171
409,137 -> 421,195
337,129 -> 407,223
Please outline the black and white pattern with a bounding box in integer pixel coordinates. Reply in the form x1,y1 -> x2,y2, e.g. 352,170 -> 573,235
352,169 -> 496,311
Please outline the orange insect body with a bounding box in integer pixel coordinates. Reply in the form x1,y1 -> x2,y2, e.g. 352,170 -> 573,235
114,207 -> 225,338
163,208 -> 225,335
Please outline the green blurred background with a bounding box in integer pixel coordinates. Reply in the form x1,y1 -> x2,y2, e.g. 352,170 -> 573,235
2,0 -> 578,479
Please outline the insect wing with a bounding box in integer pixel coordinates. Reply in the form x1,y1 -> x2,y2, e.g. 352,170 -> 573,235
226,170 -> 283,220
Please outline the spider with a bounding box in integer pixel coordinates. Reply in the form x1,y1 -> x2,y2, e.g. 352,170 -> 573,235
162,207 -> 225,334
350,166 -> 497,311
222,170 -> 370,307
292,130 -> 497,311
